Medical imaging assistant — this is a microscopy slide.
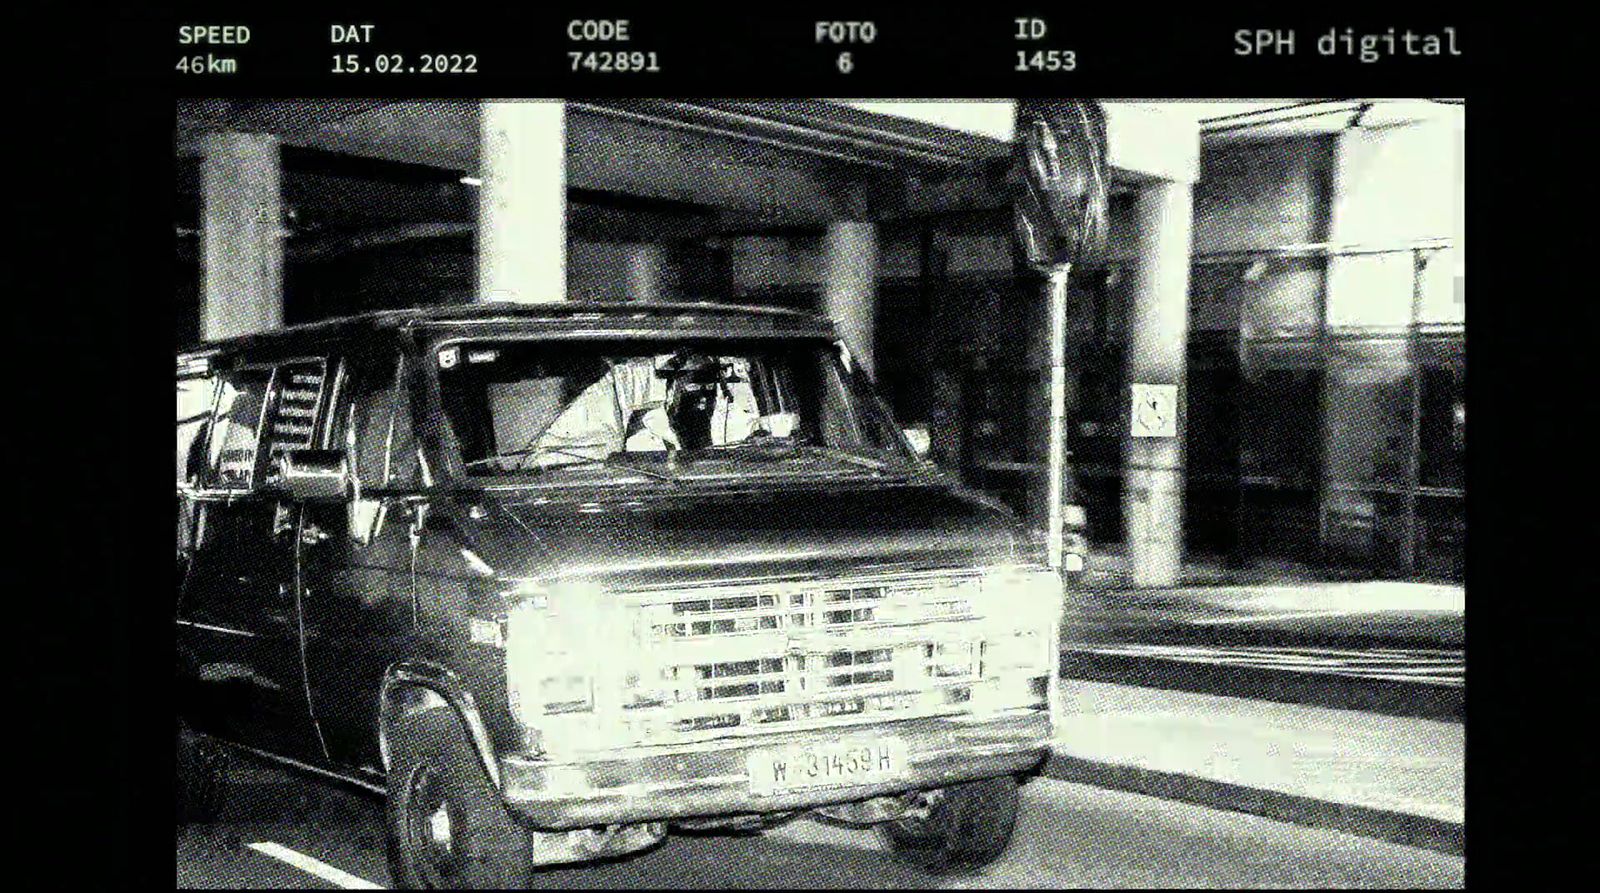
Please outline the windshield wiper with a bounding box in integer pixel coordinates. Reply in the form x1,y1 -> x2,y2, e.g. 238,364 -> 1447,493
596,450 -> 678,482
703,439 -> 892,472
463,446 -> 677,483
806,445 -> 889,471
461,445 -> 560,471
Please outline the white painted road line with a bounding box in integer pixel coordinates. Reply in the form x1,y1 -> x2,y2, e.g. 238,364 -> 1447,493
1096,645 -> 1348,664
247,842 -> 384,890
1080,644 -> 1464,687
1189,609 -> 1373,625
1252,647 -> 1456,659
1357,673 -> 1464,686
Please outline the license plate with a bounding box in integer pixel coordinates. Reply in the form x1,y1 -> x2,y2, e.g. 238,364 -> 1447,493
747,737 -> 908,796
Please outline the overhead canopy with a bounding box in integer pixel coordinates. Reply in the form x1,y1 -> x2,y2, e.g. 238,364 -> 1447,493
176,100 -> 1158,232
176,98 -> 1459,252
834,101 -> 1201,184
831,99 -> 1463,183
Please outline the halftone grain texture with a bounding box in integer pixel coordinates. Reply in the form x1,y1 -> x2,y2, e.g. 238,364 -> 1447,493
177,99 -> 1463,889
180,762 -> 1462,888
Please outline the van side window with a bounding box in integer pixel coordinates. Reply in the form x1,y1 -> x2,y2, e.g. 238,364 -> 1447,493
260,359 -> 330,461
177,375 -> 218,487
203,368 -> 273,490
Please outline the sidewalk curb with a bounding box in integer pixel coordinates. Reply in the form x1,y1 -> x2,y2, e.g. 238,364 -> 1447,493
1042,752 -> 1464,858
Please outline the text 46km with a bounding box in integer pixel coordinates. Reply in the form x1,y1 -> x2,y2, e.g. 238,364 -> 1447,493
176,53 -> 237,74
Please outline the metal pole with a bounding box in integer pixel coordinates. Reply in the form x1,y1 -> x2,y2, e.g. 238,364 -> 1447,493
1046,263 -> 1072,569
1403,248 -> 1426,576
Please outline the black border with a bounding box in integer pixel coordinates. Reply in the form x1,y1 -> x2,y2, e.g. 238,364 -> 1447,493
22,6 -> 1566,888
147,10 -> 1480,96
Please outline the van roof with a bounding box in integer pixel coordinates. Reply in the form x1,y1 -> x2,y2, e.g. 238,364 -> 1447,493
177,301 -> 835,360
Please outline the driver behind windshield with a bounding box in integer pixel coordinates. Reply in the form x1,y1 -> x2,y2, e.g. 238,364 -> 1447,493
444,343 -> 823,475
530,352 -> 769,467
660,354 -> 765,450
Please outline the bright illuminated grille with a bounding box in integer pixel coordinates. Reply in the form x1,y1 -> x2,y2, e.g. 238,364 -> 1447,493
652,577 -> 978,640
693,658 -> 787,699
926,642 -> 979,678
826,648 -> 894,686
653,594 -> 783,637
628,571 -> 1011,739
822,586 -> 887,624
673,648 -> 900,704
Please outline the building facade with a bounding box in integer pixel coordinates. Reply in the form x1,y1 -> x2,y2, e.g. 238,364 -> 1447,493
176,101 -> 1464,583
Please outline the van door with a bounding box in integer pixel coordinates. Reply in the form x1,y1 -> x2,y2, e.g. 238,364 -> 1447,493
299,350 -> 422,773
176,359 -> 328,760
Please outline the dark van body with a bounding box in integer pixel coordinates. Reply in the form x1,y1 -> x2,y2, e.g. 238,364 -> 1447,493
176,302 -> 1064,887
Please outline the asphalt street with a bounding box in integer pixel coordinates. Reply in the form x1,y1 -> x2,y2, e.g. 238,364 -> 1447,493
178,581 -> 1465,887
177,761 -> 1463,889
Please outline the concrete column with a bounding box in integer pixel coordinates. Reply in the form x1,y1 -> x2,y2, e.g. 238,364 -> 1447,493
1122,181 -> 1195,587
477,101 -> 565,303
626,243 -> 668,303
202,132 -> 282,340
821,221 -> 879,378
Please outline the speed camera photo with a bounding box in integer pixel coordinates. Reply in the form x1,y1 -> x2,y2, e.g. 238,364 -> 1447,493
175,99 -> 1465,889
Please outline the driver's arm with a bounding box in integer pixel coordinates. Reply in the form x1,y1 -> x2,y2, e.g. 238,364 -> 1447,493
619,356 -> 679,451
532,372 -> 626,462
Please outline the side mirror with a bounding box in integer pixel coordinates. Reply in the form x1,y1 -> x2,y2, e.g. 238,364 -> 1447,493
902,425 -> 932,459
266,449 -> 350,502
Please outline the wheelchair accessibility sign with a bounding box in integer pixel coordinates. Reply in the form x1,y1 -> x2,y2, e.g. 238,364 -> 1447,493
1130,383 -> 1178,438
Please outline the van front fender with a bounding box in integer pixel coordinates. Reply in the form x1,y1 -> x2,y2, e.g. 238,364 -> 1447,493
377,660 -> 502,790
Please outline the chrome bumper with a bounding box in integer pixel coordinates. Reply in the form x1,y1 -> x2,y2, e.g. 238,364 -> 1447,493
500,709 -> 1052,830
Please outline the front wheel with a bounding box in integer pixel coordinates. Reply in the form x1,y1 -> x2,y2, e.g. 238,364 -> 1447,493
384,710 -> 531,890
877,775 -> 1021,873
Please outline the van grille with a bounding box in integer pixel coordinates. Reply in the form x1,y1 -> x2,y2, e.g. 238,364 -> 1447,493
620,572 -> 993,741
649,584 -> 920,638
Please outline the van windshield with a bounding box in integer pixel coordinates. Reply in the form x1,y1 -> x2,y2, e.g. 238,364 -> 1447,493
433,338 -> 911,484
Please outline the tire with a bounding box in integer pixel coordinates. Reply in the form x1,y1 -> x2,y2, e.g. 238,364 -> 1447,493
384,709 -> 531,890
176,718 -> 229,828
877,775 -> 1021,874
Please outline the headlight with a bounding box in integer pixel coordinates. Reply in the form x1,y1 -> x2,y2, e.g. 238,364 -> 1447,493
975,568 -> 1061,678
978,567 -> 1063,617
503,580 -> 612,718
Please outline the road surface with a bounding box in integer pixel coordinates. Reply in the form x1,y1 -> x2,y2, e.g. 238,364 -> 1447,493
177,761 -> 1463,889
